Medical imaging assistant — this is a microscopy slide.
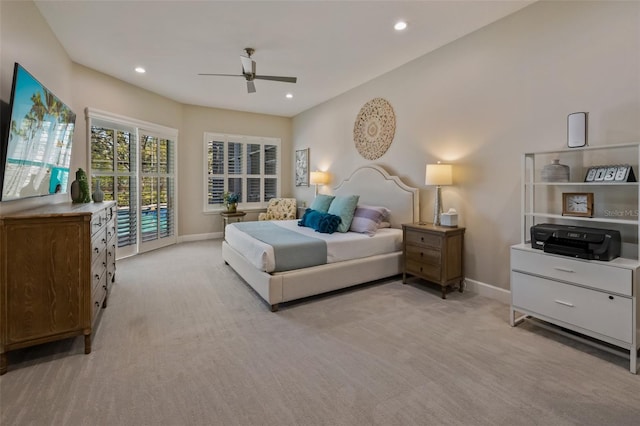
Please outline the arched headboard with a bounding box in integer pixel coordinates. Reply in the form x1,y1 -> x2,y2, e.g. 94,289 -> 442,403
333,165 -> 419,228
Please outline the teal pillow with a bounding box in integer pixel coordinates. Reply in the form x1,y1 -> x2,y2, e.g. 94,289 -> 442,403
309,194 -> 335,213
298,209 -> 341,234
327,195 -> 360,233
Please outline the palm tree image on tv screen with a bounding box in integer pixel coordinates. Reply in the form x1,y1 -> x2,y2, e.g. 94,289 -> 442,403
1,63 -> 76,201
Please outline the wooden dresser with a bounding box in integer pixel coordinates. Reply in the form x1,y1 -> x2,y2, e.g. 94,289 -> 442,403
402,223 -> 465,299
0,201 -> 116,374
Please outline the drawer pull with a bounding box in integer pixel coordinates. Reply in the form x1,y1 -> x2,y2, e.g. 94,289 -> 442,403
553,267 -> 575,273
94,247 -> 99,253
554,299 -> 575,307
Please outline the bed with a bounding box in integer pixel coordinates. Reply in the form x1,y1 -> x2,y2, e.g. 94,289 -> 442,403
222,164 -> 419,311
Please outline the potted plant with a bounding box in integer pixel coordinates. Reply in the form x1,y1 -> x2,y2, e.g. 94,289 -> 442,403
223,191 -> 239,212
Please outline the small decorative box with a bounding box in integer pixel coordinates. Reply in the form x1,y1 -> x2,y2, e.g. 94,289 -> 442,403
440,208 -> 458,227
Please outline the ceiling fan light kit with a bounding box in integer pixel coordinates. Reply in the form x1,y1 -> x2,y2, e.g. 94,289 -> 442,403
199,47 -> 297,93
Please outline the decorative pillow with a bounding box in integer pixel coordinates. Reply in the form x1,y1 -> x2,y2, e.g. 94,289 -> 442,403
377,221 -> 391,229
327,194 -> 360,233
309,194 -> 335,213
349,205 -> 390,236
298,208 -> 342,234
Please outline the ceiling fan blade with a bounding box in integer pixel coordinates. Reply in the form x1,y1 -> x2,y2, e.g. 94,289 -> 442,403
254,75 -> 297,83
198,73 -> 245,77
240,56 -> 256,75
247,81 -> 256,93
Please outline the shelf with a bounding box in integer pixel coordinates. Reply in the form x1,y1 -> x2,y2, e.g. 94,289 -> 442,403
526,182 -> 638,186
523,213 -> 638,226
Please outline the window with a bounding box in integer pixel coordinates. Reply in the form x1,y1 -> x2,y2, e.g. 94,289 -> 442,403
204,133 -> 281,211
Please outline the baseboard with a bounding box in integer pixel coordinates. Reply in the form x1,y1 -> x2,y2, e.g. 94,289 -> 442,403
464,278 -> 510,305
178,232 -> 222,243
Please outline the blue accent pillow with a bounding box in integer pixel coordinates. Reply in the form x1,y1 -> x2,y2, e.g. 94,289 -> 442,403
298,208 -> 342,234
309,194 -> 335,213
327,195 -> 360,233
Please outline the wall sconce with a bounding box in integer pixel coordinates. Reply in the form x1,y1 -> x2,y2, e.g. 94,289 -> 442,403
425,162 -> 453,226
310,171 -> 330,196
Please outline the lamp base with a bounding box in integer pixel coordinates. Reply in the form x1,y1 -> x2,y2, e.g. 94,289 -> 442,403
433,185 -> 443,226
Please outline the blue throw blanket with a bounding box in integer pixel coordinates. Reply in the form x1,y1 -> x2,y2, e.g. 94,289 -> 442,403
233,222 -> 327,272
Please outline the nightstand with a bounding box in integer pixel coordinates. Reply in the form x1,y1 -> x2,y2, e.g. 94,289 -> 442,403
402,223 -> 465,299
221,211 -> 247,239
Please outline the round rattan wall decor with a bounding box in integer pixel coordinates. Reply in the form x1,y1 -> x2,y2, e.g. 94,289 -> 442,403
353,98 -> 396,160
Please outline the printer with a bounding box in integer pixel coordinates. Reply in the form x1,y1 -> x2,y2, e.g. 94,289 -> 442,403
530,223 -> 621,261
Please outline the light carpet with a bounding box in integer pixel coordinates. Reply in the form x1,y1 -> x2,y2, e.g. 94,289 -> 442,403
1,239 -> 639,425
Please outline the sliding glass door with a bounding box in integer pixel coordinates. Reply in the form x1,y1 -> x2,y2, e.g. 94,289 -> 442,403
88,109 -> 177,258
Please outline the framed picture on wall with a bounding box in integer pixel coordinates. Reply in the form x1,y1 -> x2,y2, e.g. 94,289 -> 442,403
295,148 -> 309,186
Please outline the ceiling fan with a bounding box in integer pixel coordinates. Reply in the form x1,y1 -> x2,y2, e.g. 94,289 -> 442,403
199,48 -> 297,93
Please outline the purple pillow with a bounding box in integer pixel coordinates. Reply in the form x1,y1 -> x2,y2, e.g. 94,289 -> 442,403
349,205 -> 390,236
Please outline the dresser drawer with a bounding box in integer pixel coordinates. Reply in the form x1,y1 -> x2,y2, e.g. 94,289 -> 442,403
405,231 -> 441,249
91,233 -> 107,265
511,271 -> 633,343
92,277 -> 107,324
511,248 -> 632,296
406,260 -> 441,282
91,210 -> 107,236
405,244 -> 441,265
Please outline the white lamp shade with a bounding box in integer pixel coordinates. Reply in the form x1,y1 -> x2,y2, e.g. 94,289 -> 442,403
310,171 -> 330,185
425,164 -> 453,186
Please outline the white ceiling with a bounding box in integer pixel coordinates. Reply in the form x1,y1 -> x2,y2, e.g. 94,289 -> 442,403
35,0 -> 534,117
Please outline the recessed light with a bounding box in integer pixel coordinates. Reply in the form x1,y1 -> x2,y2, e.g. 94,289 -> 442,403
135,67 -> 146,74
394,21 -> 407,31
286,93 -> 293,99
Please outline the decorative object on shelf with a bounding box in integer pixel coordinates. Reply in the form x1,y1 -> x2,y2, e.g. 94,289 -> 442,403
295,148 -> 309,186
70,168 -> 91,203
425,162 -> 453,226
567,112 -> 588,148
309,170 -> 330,196
353,98 -> 396,160
541,159 -> 570,182
584,164 -> 636,182
223,191 -> 239,213
562,192 -> 594,217
91,178 -> 104,202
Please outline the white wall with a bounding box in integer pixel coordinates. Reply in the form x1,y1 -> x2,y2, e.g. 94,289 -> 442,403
292,1 -> 640,290
0,1 -> 292,236
0,0 -> 75,214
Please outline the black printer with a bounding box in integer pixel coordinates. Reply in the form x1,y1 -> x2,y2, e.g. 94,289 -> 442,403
530,223 -> 621,261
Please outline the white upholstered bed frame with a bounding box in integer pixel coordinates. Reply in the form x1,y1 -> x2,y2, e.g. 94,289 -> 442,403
222,165 -> 419,311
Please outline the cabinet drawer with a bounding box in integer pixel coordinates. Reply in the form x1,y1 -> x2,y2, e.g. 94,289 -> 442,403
405,244 -> 441,265
511,248 -> 632,296
511,272 -> 632,343
406,260 -> 441,282
405,231 -> 441,249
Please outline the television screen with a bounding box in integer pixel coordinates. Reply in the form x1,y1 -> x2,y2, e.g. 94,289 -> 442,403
0,63 -> 76,201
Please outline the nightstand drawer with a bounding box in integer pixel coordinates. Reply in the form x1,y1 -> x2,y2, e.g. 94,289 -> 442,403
406,260 -> 441,282
512,271 -> 633,343
405,244 -> 441,264
405,231 -> 441,248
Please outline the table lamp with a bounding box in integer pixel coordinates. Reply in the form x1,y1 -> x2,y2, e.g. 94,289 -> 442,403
310,171 -> 330,196
425,163 -> 453,226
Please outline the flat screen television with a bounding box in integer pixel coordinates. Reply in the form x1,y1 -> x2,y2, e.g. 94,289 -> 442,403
0,63 -> 76,201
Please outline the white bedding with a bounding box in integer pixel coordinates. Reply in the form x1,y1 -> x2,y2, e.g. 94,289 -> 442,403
225,219 -> 403,273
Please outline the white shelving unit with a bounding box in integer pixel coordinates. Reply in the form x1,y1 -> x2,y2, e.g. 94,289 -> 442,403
511,143 -> 640,374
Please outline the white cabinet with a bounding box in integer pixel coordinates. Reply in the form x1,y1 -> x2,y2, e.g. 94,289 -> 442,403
511,143 -> 640,373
